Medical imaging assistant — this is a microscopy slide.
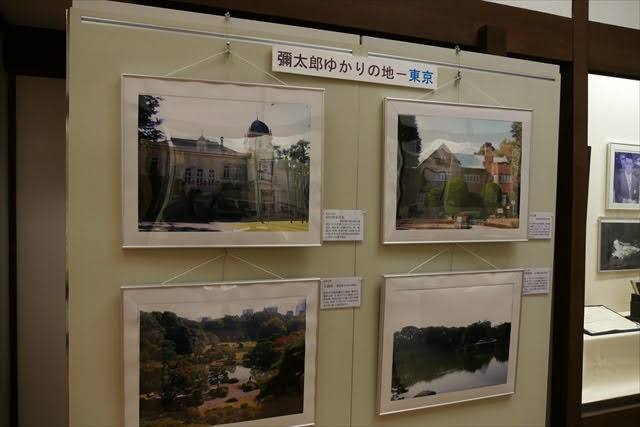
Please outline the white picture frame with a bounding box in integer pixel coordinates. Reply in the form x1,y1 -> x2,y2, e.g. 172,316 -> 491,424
606,142 -> 640,210
122,74 -> 324,247
383,98 -> 532,244
122,278 -> 319,427
377,270 -> 522,415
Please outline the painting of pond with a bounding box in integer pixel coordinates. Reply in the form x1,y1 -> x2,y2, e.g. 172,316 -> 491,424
391,321 -> 511,401
378,273 -> 522,414
137,296 -> 307,427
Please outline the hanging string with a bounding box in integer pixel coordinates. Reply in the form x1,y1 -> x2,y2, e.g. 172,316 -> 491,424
416,75 -> 458,100
163,41 -> 288,86
162,253 -> 226,284
405,242 -> 500,274
454,243 -> 500,270
462,79 -> 505,107
228,254 -> 284,280
161,250 -> 284,284
230,50 -> 289,86
407,246 -> 451,273
164,50 -> 228,77
455,45 -> 462,104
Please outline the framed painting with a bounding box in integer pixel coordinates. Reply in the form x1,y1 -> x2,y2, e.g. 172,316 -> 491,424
122,278 -> 319,427
606,143 -> 640,210
383,98 -> 532,243
598,218 -> 640,272
377,270 -> 522,414
122,74 -> 324,247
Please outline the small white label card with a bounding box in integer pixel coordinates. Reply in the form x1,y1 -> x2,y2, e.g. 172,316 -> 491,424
320,277 -> 362,309
323,209 -> 364,241
523,268 -> 552,295
528,212 -> 554,239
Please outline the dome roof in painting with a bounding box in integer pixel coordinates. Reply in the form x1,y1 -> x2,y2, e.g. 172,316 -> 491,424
248,118 -> 271,136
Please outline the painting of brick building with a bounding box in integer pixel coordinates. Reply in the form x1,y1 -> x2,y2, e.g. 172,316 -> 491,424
396,114 -> 523,231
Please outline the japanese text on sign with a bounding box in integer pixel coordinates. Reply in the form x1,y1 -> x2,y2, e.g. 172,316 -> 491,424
528,212 -> 554,239
323,209 -> 364,241
272,45 -> 437,89
523,268 -> 551,295
321,277 -> 362,309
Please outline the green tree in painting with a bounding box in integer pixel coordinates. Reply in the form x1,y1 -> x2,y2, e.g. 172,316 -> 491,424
246,312 -> 287,341
480,182 -> 502,214
260,337 -> 305,397
138,95 -> 164,142
397,115 -> 422,213
244,340 -> 281,370
443,177 -> 468,217
208,365 -> 229,390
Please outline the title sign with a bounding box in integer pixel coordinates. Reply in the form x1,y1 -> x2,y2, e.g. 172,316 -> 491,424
272,45 -> 437,89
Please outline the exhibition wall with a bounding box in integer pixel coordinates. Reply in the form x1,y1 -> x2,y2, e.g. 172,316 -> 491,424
67,1 -> 560,426
16,76 -> 68,427
585,74 -> 640,311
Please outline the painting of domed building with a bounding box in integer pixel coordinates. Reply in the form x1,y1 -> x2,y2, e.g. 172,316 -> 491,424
137,94 -> 311,233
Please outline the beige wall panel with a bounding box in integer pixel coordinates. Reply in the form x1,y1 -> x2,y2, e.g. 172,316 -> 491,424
68,4 -> 358,426
68,2 -> 560,426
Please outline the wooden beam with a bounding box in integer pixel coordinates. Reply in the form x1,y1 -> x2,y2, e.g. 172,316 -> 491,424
582,404 -> 640,427
550,0 -> 589,425
7,70 -> 17,427
589,22 -> 640,79
137,0 -> 573,62
478,25 -> 508,56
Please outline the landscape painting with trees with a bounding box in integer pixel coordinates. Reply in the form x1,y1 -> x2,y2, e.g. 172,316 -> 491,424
383,99 -> 531,244
378,272 -> 521,414
391,320 -> 511,401
396,114 -> 523,231
136,296 -> 308,427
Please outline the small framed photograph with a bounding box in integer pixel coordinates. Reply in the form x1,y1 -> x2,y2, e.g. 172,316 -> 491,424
383,98 -> 532,244
598,218 -> 640,272
606,143 -> 640,210
122,75 -> 324,247
377,270 -> 522,414
122,278 -> 319,427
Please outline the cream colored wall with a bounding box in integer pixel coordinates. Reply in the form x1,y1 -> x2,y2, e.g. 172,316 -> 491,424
67,2 -> 560,426
16,75 -> 68,427
585,74 -> 640,311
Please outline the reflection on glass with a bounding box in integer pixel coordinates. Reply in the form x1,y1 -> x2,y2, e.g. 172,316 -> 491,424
137,94 -> 311,232
396,115 -> 523,231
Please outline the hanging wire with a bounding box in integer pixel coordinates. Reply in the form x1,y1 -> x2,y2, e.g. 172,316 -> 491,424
161,250 -> 284,285
162,41 -> 288,86
162,254 -> 226,284
164,50 -> 228,77
407,246 -> 451,273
